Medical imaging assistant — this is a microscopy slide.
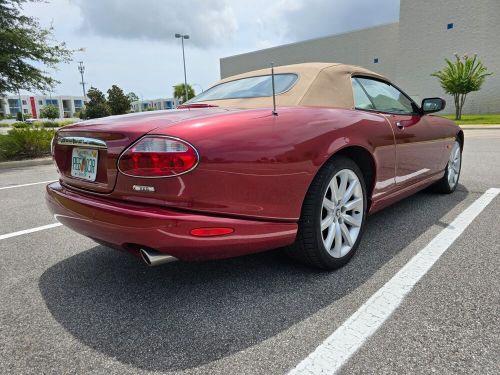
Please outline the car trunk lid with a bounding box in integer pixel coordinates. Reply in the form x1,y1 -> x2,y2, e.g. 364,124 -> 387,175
53,109 -> 231,193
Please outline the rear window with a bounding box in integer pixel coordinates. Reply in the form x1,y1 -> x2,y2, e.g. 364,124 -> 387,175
188,73 -> 298,102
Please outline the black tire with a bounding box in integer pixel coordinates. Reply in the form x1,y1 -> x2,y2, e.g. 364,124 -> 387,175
287,156 -> 367,270
432,138 -> 462,194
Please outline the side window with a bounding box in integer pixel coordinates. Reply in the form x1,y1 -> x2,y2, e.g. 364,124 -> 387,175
351,78 -> 374,110
356,77 -> 415,114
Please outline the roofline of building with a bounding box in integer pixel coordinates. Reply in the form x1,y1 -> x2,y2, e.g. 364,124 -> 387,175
220,21 -> 400,61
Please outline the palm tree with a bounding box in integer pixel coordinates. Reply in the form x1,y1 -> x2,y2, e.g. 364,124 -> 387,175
173,83 -> 195,103
432,54 -> 491,120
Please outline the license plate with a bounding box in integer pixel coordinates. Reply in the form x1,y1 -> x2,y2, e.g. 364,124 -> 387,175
71,148 -> 98,181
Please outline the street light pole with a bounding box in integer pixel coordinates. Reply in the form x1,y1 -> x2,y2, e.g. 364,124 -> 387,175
78,61 -> 87,100
175,33 -> 190,103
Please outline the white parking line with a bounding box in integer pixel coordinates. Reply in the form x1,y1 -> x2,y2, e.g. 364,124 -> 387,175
0,180 -> 56,190
0,223 -> 62,241
289,187 -> 500,375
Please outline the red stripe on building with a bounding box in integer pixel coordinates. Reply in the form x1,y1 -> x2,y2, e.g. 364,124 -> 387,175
29,96 -> 37,119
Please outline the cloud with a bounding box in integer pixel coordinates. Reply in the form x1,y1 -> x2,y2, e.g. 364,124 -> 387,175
257,0 -> 400,42
73,0 -> 238,47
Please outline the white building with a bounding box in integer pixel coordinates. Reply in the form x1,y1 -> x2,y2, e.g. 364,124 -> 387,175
0,95 -> 86,119
220,0 -> 500,114
130,97 -> 181,112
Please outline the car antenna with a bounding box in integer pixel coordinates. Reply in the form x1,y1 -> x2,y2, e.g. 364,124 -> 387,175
271,62 -> 278,116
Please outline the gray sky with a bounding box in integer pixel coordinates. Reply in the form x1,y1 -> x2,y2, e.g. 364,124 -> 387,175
21,0 -> 400,99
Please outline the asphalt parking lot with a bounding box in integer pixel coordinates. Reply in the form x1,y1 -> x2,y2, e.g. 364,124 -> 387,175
0,129 -> 499,375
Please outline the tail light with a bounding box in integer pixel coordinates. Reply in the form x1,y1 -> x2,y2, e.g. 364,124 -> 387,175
118,136 -> 199,177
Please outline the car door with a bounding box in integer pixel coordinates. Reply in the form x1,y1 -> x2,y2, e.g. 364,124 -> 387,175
351,78 -> 396,200
354,77 -> 446,188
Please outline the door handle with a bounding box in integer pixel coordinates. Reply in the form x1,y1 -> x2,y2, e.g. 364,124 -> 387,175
395,121 -> 404,130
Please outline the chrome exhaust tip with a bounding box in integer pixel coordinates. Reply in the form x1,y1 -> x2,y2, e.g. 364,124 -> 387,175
140,248 -> 178,267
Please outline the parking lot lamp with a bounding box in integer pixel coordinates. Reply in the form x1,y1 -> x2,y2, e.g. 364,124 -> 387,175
175,33 -> 190,103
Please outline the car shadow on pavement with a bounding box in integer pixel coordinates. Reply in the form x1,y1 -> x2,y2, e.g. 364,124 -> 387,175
39,186 -> 469,372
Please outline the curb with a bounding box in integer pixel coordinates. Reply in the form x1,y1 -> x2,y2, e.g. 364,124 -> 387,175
459,125 -> 500,129
0,157 -> 53,170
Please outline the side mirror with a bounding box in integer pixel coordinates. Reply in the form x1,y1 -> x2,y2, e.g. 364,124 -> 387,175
421,97 -> 446,114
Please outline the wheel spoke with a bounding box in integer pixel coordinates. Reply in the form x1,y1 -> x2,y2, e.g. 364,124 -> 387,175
342,213 -> 361,227
448,169 -> 454,184
332,221 -> 342,257
344,197 -> 363,211
330,178 -> 341,203
342,178 -> 358,204
321,215 -> 334,231
340,222 -> 353,246
324,225 -> 335,250
338,172 -> 348,200
323,197 -> 335,212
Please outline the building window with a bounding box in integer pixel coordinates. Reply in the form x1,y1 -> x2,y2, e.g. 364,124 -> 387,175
22,100 -> 27,105
23,109 -> 29,114
447,23 -> 454,30
373,58 -> 379,64
8,99 -> 21,114
46,99 -> 58,106
74,99 -> 83,112
38,100 -> 43,105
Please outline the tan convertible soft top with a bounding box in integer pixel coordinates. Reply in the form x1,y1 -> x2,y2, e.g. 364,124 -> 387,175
196,63 -> 388,109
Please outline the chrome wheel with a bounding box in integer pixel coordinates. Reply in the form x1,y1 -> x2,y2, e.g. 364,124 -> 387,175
321,169 -> 364,258
447,141 -> 461,188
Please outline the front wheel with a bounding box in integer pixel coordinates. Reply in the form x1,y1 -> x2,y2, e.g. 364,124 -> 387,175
288,156 -> 367,270
433,139 -> 462,194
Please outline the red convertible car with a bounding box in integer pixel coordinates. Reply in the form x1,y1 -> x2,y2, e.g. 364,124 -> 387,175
46,63 -> 463,269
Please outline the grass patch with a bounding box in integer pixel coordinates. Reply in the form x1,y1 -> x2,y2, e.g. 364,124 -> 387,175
442,114 -> 500,125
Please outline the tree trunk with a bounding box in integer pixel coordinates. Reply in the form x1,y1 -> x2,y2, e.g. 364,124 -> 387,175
454,94 -> 460,120
459,94 -> 467,120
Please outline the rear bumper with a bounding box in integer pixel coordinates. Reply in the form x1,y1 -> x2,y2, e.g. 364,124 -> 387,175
45,182 -> 297,261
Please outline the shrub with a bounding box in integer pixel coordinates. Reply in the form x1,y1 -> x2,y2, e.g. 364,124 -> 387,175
58,119 -> 76,126
31,121 -> 44,128
0,128 -> 56,160
41,121 -> 59,128
40,119 -> 76,128
12,122 -> 31,129
40,104 -> 60,120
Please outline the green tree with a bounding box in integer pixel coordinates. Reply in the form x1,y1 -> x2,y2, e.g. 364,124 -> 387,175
40,104 -> 59,120
84,87 -> 111,119
126,92 -> 139,103
173,83 -> 195,103
0,0 -> 73,96
107,85 -> 131,115
431,54 -> 492,120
